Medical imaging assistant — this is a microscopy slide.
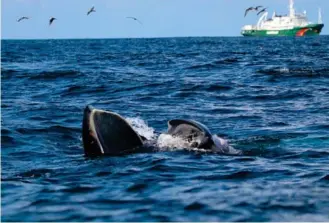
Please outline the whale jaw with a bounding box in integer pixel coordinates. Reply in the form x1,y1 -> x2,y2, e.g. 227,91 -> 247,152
82,105 -> 144,156
82,105 -> 104,156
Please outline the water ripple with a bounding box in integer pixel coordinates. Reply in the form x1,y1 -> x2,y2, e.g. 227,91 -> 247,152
2,37 -> 329,222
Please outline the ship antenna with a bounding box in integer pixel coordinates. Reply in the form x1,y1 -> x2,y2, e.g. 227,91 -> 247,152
318,7 -> 323,24
289,0 -> 295,17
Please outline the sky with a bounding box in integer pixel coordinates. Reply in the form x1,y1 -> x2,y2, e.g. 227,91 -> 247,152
1,0 -> 328,39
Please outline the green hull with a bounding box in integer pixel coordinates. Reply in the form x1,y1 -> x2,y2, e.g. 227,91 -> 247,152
242,24 -> 324,37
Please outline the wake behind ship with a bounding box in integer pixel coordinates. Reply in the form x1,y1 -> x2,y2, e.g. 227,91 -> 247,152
241,0 -> 324,37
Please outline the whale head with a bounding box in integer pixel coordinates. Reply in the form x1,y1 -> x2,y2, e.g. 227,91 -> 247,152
82,105 -> 143,156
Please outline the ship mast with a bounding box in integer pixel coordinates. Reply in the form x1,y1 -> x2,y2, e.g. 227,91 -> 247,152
318,8 -> 323,24
289,0 -> 295,17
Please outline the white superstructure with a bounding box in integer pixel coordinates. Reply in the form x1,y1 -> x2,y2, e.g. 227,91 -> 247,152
242,0 -> 319,31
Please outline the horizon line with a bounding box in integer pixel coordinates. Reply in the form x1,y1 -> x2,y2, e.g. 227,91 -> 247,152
1,35 -> 241,41
2,34 -> 329,41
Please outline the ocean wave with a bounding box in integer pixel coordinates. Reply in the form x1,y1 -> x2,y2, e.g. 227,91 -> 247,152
186,58 -> 239,70
62,85 -> 108,96
257,67 -> 329,78
187,63 -> 217,70
180,84 -> 232,92
250,90 -> 312,100
28,70 -> 81,80
318,174 -> 329,182
194,170 -> 286,181
213,58 -> 239,64
237,133 -> 308,145
15,125 -> 80,135
2,168 -> 56,181
1,68 -> 20,77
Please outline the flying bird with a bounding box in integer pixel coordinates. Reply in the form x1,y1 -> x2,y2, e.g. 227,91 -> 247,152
255,6 -> 263,11
126,17 -> 143,25
87,6 -> 96,15
17,16 -> 29,22
257,8 -> 267,16
49,17 -> 56,26
244,7 -> 256,17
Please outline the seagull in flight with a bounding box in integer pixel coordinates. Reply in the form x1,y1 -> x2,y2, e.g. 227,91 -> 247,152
126,17 -> 143,25
244,6 -> 264,17
17,16 -> 29,22
255,6 -> 263,11
257,8 -> 267,16
49,17 -> 57,26
244,7 -> 257,17
87,6 -> 96,15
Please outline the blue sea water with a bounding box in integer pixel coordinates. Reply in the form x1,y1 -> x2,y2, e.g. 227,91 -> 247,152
1,37 -> 329,222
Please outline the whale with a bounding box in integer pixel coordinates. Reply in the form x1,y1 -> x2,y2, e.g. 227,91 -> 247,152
166,119 -> 241,154
167,119 -> 214,149
82,105 -> 241,156
82,105 -> 144,156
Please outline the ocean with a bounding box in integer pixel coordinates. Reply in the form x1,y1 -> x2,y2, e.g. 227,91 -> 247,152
1,37 -> 329,221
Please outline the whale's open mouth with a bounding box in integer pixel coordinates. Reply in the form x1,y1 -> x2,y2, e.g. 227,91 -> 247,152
82,106 -> 143,156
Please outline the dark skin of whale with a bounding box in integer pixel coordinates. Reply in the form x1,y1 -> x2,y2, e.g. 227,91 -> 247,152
167,119 -> 214,149
82,105 -> 144,156
82,106 -> 242,156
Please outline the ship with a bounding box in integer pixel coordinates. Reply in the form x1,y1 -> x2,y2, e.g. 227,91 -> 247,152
241,0 -> 324,37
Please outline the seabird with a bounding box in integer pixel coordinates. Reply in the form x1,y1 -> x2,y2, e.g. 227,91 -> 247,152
126,17 -> 143,25
255,6 -> 263,11
49,17 -> 56,26
17,16 -> 29,22
87,6 -> 96,15
244,7 -> 256,17
257,8 -> 267,16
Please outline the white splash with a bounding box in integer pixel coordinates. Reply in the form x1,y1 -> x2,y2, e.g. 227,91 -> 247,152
279,67 -> 290,73
157,134 -> 188,150
126,117 -> 156,140
156,133 -> 208,153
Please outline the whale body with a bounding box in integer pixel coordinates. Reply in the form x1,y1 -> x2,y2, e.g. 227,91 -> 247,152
82,106 -> 241,156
